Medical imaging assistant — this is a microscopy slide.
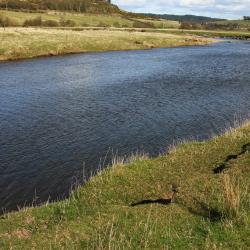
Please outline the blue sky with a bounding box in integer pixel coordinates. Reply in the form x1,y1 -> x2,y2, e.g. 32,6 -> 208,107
112,0 -> 250,19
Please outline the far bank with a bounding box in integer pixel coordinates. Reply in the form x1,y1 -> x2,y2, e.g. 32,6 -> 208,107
0,28 -> 213,61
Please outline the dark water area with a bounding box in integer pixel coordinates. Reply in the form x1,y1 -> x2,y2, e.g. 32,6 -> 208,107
1,41 -> 250,212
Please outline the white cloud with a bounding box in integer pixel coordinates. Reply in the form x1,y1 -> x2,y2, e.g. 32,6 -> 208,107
112,0 -> 250,19
180,0 -> 215,6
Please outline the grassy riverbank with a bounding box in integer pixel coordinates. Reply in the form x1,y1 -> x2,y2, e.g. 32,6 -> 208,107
0,122 -> 249,249
0,27 -> 212,61
158,29 -> 250,39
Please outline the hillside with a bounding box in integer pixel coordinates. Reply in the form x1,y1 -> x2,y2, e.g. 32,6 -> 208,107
0,9 -> 180,28
0,0 -> 121,14
0,122 -> 249,248
141,13 -> 226,23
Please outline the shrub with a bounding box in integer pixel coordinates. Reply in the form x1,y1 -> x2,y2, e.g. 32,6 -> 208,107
179,21 -> 193,30
23,16 -> 42,27
81,22 -> 89,27
121,24 -> 129,28
42,19 -> 59,27
113,22 -> 121,28
59,18 -> 76,27
97,21 -> 109,27
191,23 -> 202,30
0,14 -> 18,27
157,23 -> 165,29
132,21 -> 154,28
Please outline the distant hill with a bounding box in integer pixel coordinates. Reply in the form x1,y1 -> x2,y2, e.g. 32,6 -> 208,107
141,13 -> 226,23
0,0 -> 121,14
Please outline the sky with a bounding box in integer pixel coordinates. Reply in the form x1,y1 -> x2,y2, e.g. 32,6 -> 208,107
112,0 -> 250,19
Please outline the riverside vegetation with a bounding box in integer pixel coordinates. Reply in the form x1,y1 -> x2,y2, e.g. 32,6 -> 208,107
0,122 -> 249,249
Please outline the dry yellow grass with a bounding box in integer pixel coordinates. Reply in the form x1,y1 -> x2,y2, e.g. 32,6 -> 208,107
0,27 -> 213,60
222,174 -> 241,217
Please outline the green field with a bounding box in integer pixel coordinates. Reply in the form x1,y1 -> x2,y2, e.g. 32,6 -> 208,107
0,121 -> 249,249
0,27 -> 212,61
0,10 -> 180,28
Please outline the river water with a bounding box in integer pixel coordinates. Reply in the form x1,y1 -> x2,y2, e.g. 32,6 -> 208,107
0,41 -> 250,212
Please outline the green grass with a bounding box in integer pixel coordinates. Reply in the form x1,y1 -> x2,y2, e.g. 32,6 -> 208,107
0,27 -> 212,60
0,10 -> 180,28
0,122 -> 249,249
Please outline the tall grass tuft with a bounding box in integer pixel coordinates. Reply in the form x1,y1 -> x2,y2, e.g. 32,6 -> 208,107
222,174 -> 241,218
111,152 -> 149,167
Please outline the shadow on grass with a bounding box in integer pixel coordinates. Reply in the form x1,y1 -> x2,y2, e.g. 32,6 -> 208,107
131,198 -> 172,207
131,185 -> 178,207
213,142 -> 250,174
184,199 -> 223,222
131,196 -> 223,222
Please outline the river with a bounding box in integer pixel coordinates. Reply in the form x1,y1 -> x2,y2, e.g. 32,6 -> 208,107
0,40 -> 250,212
